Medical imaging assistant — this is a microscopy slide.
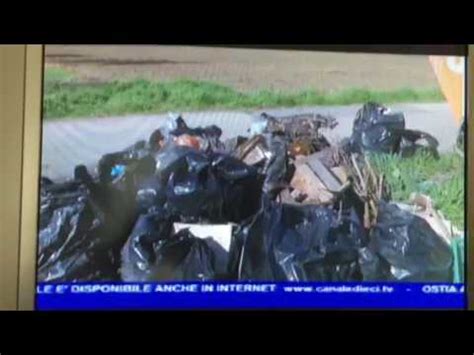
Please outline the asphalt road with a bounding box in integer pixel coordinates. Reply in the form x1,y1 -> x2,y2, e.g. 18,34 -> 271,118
42,103 -> 458,181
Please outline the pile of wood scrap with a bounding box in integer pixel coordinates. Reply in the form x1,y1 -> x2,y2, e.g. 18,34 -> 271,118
233,112 -> 390,228
279,147 -> 350,205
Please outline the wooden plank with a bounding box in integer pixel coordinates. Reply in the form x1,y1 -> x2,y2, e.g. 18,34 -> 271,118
305,156 -> 343,193
290,164 -> 334,204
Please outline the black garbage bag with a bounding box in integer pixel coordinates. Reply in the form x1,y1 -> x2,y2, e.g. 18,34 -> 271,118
369,202 -> 453,282
136,184 -> 167,213
40,181 -> 84,230
39,165 -> 96,230
121,210 -> 217,281
162,148 -> 262,223
41,176 -> 54,187
358,246 -> 392,281
211,153 -> 263,222
350,102 -> 406,154
154,144 -> 197,185
350,102 -> 439,157
166,154 -> 223,222
37,172 -> 138,282
38,199 -> 117,281
231,198 -> 367,281
38,194 -> 91,269
398,129 -> 439,158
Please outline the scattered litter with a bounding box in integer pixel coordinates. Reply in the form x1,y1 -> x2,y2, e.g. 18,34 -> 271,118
39,103 -> 461,282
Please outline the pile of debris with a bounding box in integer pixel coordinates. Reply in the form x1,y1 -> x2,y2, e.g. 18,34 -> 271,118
38,102 -> 458,283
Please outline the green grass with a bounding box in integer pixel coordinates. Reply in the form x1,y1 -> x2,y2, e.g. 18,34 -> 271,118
43,76 -> 444,119
44,67 -> 75,84
371,152 -> 464,228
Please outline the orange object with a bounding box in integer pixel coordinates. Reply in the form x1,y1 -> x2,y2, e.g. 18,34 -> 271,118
289,140 -> 313,157
174,134 -> 201,150
429,56 -> 464,124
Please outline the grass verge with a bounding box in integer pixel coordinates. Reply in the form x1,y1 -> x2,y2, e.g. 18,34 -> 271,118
44,67 -> 75,84
43,76 -> 444,119
371,152 -> 464,229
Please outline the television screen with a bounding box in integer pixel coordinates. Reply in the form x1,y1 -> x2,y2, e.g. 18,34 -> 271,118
36,45 -> 466,309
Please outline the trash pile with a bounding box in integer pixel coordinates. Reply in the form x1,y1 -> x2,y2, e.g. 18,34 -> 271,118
38,102 -> 458,283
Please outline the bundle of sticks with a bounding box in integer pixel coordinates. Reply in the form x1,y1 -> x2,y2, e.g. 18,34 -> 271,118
342,152 -> 390,228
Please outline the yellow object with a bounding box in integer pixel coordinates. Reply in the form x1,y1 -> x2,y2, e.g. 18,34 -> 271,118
429,56 -> 464,124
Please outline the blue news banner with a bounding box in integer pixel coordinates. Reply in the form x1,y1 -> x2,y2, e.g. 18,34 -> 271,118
36,281 -> 466,309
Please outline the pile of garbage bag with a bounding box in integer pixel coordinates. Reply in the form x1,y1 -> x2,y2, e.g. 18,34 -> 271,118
38,103 -> 456,283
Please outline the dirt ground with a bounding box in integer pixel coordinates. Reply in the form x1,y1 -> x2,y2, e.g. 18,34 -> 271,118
45,45 -> 439,92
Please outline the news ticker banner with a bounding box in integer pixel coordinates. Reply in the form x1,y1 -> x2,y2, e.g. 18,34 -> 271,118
36,282 -> 465,310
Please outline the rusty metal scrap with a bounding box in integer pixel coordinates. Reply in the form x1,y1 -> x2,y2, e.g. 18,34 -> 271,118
262,112 -> 338,135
